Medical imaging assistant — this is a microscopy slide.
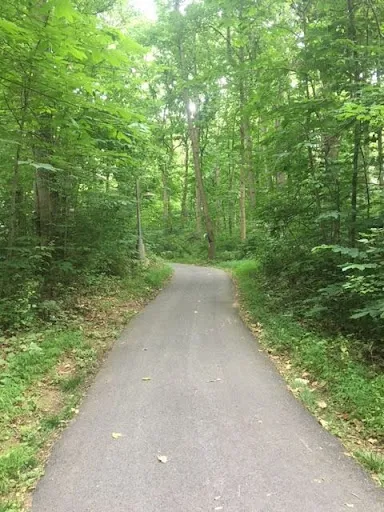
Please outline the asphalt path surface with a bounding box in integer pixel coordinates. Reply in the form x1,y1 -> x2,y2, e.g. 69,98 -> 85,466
32,264 -> 384,512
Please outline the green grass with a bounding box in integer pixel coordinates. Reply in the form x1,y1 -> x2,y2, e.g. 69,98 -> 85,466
355,451 -> 384,484
0,261 -> 172,511
221,259 -> 384,482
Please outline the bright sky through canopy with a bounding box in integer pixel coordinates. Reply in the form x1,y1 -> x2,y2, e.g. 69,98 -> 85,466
131,0 -> 157,20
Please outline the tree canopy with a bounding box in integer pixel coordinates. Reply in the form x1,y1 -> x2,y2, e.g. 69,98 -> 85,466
1,0 -> 384,343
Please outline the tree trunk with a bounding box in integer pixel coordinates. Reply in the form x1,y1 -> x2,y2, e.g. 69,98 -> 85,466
350,122 -> 360,246
378,129 -> 384,186
174,1 -> 215,258
181,137 -> 189,221
347,0 -> 361,247
189,120 -> 215,258
239,68 -> 247,242
195,180 -> 202,234
34,113 -> 55,246
161,163 -> 170,231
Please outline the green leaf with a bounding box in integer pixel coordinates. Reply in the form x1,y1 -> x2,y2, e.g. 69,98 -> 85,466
54,0 -> 76,21
342,263 -> 379,272
0,18 -> 25,35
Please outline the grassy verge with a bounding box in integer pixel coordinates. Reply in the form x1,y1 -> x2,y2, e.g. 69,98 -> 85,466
0,261 -> 172,512
220,260 -> 384,486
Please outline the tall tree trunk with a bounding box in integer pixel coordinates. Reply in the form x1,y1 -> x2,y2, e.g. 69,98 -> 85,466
347,0 -> 361,247
34,113 -> 55,246
378,129 -> 384,187
239,58 -> 247,242
174,1 -> 215,258
195,180 -> 202,234
215,165 -> 221,232
161,164 -> 170,231
181,137 -> 189,221
350,122 -> 360,246
377,70 -> 383,187
239,112 -> 247,242
9,139 -> 24,253
188,120 -> 215,258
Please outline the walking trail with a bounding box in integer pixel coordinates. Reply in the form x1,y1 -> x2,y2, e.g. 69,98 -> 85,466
32,264 -> 384,512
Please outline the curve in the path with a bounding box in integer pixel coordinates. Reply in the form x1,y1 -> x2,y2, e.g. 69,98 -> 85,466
32,264 -> 384,512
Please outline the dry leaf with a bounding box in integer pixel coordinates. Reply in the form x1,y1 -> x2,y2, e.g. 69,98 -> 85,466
294,378 -> 309,386
319,419 -> 329,428
345,504 -> 354,508
317,400 -> 327,409
142,377 -> 151,381
157,455 -> 168,463
214,496 -> 221,500
112,432 -> 123,439
214,508 -> 223,511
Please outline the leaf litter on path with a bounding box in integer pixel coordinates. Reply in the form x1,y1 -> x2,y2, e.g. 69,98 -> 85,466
157,455 -> 168,463
112,432 -> 123,439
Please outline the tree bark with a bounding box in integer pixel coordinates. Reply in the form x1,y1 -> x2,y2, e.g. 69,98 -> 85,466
347,0 -> 361,247
238,30 -> 247,242
181,137 -> 189,221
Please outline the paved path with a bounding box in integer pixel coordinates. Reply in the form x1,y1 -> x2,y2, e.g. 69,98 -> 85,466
32,264 -> 384,512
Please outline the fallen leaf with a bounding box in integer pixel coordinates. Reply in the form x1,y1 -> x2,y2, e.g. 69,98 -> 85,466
368,438 -> 378,445
157,455 -> 168,463
142,377 -> 151,381
319,419 -> 329,428
214,496 -> 221,500
345,504 -> 354,508
208,378 -> 222,383
294,378 -> 309,386
112,432 -> 123,439
317,400 -> 327,409
214,508 -> 223,511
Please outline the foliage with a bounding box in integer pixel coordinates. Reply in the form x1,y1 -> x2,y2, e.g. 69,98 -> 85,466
0,0 -> 157,331
316,229 -> 384,321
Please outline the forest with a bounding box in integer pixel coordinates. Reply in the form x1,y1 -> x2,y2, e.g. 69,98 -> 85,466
1,0 -> 384,341
1,0 -> 384,508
